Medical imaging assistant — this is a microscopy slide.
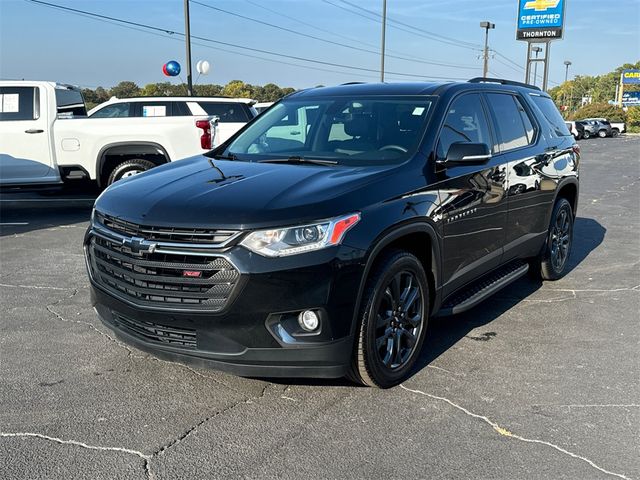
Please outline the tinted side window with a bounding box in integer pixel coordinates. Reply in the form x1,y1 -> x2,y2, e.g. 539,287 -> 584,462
530,94 -> 572,137
199,102 -> 250,122
173,101 -> 191,116
91,103 -> 132,118
486,93 -> 530,151
437,93 -> 492,159
55,88 -> 87,117
515,96 -> 536,143
0,86 -> 37,121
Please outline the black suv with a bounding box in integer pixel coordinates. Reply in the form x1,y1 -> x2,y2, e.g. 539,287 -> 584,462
85,78 -> 579,388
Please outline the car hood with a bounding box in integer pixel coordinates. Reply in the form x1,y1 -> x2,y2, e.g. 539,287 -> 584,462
95,155 -> 398,229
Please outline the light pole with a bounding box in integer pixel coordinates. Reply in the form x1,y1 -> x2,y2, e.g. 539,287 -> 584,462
380,0 -> 387,82
184,0 -> 193,96
480,21 -> 495,78
564,60 -> 572,83
531,46 -> 542,86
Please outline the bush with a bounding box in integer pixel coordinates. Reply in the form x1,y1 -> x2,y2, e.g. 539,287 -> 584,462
570,102 -> 627,122
626,106 -> 640,133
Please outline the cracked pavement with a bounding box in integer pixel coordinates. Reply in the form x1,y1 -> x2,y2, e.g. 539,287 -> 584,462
1,136 -> 639,479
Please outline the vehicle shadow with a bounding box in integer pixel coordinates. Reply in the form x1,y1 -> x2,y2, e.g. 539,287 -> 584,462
267,216 -> 606,388
0,184 -> 97,237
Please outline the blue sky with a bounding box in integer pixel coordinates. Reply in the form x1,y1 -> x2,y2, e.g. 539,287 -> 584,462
0,0 -> 638,90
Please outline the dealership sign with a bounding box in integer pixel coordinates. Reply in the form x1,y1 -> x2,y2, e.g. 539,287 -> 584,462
517,0 -> 566,41
622,91 -> 640,106
622,70 -> 640,84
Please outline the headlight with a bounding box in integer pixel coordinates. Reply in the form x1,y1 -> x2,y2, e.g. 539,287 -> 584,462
240,213 -> 360,257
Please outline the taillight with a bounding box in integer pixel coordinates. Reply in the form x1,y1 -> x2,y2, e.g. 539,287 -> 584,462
572,143 -> 580,159
196,119 -> 212,150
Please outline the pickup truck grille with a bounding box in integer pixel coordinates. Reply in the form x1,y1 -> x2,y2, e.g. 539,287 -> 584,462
95,212 -> 240,246
86,234 -> 240,312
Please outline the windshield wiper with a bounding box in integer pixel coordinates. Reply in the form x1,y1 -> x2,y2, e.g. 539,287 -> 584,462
212,153 -> 237,160
258,156 -> 338,166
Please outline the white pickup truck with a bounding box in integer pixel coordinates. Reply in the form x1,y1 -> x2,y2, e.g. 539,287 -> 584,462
0,81 -> 256,187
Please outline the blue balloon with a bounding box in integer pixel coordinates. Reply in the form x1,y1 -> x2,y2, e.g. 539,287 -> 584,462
165,60 -> 181,77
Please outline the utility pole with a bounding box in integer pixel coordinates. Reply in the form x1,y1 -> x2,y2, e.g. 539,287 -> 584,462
532,46 -> 542,86
563,60 -> 572,83
380,0 -> 387,82
480,21 -> 495,77
184,0 -> 193,96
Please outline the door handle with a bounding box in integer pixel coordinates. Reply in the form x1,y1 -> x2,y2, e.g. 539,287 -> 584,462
25,129 -> 44,134
290,131 -> 301,135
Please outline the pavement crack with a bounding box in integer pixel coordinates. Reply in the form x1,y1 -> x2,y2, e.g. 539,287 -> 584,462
0,432 -> 152,478
400,385 -> 632,480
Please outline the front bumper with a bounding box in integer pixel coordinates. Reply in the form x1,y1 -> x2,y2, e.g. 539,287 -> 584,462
86,226 -> 366,378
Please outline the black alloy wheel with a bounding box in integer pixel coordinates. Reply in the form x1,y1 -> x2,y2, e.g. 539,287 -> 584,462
349,250 -> 429,388
534,198 -> 574,280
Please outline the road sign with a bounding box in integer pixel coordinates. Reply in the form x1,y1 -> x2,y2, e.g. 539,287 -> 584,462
622,70 -> 640,85
517,0 -> 566,41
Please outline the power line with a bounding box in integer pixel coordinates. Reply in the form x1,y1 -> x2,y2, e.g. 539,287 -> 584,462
322,0 -> 482,51
24,0 -> 468,82
191,0 -> 478,70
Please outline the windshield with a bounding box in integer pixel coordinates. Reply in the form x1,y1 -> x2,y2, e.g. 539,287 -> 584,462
224,96 -> 434,166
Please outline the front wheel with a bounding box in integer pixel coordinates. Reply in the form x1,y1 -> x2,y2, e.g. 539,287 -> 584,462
348,250 -> 429,388
532,198 -> 574,280
597,129 -> 607,138
106,159 -> 156,185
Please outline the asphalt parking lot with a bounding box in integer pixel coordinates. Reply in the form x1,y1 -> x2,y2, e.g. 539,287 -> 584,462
1,136 -> 638,480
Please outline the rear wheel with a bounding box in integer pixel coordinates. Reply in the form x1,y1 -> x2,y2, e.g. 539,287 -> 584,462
611,129 -> 620,137
106,159 -> 156,185
532,198 -> 574,281
348,250 -> 429,388
582,131 -> 591,139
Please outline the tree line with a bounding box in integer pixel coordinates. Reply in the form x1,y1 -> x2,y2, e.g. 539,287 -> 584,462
82,80 -> 296,110
547,61 -> 640,131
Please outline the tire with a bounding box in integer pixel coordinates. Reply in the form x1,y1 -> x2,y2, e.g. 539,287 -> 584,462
106,159 -> 156,185
348,250 -> 429,388
582,131 -> 591,139
597,129 -> 607,138
611,129 -> 619,137
532,198 -> 574,281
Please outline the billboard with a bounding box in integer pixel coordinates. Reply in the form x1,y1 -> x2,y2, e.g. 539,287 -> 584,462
622,91 -> 640,106
517,0 -> 566,41
622,70 -> 640,84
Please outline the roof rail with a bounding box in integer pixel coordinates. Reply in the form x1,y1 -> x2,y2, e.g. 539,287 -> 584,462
468,77 -> 541,91
340,81 -> 367,86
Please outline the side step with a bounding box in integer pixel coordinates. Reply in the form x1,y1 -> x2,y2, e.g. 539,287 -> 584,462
436,260 -> 529,317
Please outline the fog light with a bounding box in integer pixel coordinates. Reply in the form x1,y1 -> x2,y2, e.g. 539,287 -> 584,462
298,310 -> 320,332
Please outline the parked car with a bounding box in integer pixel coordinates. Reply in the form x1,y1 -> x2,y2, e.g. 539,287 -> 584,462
581,117 -> 625,136
85,78 -> 579,388
89,96 -> 258,145
565,121 -> 584,140
0,81 -> 223,187
580,119 -> 612,138
576,120 -> 597,139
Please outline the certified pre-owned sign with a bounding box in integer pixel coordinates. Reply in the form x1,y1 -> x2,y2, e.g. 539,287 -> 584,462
517,0 -> 566,41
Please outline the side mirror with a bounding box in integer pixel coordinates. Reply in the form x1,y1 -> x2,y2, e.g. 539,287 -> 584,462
445,142 -> 491,164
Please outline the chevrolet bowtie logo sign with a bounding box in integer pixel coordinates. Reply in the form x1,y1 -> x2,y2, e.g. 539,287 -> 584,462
122,236 -> 157,255
524,0 -> 560,11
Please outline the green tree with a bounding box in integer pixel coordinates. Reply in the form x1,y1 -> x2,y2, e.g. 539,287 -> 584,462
570,102 -> 627,122
109,81 -> 141,98
195,83 -> 224,96
626,106 -> 640,133
222,80 -> 254,98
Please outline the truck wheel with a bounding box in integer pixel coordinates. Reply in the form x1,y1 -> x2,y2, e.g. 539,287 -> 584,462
597,129 -> 607,138
611,129 -> 619,137
348,250 -> 429,388
532,198 -> 574,281
582,131 -> 591,139
107,159 -> 155,185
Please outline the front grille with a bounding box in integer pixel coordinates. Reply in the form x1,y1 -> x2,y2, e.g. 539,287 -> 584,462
95,212 -> 239,245
87,234 -> 240,311
111,312 -> 197,348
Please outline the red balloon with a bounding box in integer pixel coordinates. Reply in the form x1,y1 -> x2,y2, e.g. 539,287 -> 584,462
162,64 -> 170,76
